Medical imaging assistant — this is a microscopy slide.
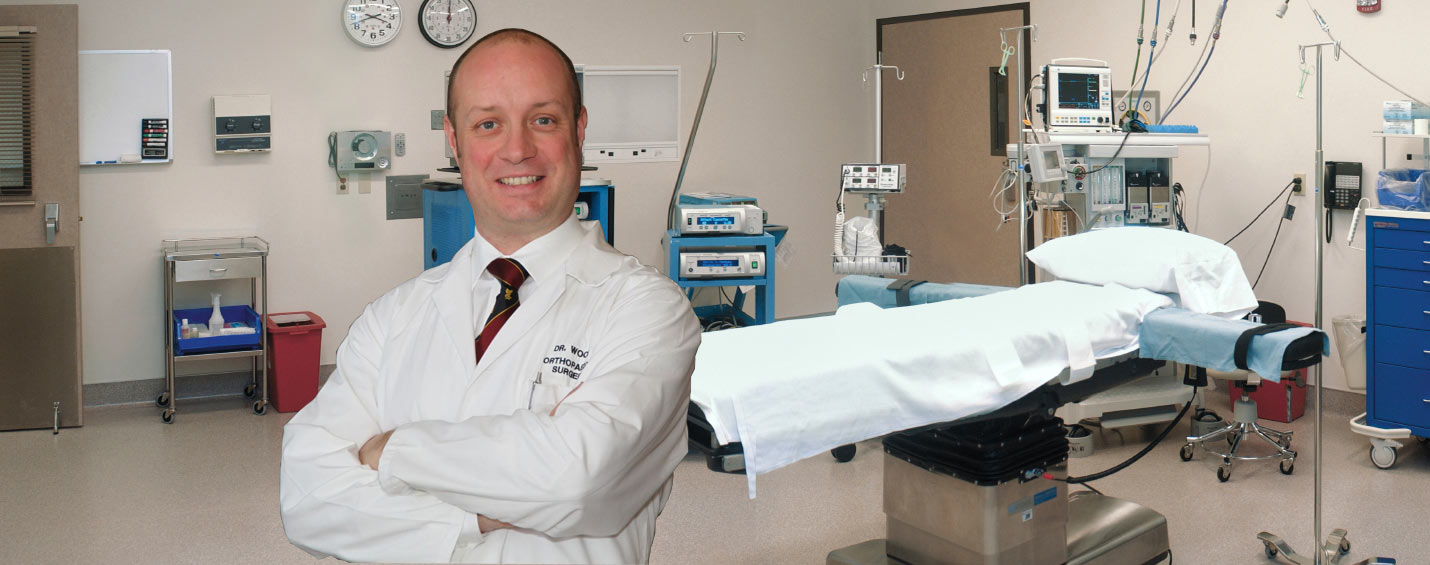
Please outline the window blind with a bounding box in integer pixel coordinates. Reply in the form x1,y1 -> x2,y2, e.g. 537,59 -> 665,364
0,26 -> 36,198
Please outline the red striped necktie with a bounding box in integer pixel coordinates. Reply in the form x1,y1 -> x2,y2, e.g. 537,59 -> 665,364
476,258 -> 529,364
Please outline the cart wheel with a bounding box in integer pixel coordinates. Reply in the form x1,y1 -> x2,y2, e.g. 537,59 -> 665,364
1217,464 -> 1231,482
1279,458 -> 1295,475
1417,436 -> 1429,446
1264,542 -> 1279,558
161,409 -> 175,424
1339,538 -> 1351,554
1179,443 -> 1195,462
155,392 -> 170,408
243,383 -> 257,398
253,401 -> 267,416
831,444 -> 856,463
1370,445 -> 1397,469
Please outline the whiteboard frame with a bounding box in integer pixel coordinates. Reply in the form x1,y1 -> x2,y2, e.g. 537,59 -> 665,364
581,66 -> 681,164
78,49 -> 173,166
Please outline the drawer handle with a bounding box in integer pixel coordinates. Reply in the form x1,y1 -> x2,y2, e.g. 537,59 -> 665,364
209,267 -> 228,276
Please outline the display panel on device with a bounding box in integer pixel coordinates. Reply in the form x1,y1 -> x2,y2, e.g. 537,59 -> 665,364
1058,73 -> 1100,109
698,216 -> 736,226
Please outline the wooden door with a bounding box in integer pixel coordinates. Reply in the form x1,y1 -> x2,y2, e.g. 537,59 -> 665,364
0,5 -> 81,431
878,4 -> 1029,286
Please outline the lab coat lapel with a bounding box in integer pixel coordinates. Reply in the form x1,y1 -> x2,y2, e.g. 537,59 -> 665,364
473,225 -> 620,374
476,270 -> 565,374
433,240 -> 479,380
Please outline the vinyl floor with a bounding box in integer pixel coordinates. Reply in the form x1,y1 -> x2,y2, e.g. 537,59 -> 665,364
1,387 -> 1425,564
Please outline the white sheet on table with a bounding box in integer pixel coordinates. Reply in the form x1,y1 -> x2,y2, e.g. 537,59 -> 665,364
688,281 -> 1174,498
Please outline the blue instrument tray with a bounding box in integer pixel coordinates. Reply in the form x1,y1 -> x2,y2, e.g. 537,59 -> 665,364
173,305 -> 262,355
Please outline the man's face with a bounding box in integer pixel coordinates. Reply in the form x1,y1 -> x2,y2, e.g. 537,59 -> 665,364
444,40 -> 586,249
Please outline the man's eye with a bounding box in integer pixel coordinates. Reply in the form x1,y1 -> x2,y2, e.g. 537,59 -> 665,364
534,117 -> 555,126
477,121 -> 497,131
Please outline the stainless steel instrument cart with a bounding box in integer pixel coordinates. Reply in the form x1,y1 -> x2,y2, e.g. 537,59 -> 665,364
159,236 -> 269,423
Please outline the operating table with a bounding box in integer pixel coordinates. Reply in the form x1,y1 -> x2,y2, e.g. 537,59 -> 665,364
684,275 -> 1326,564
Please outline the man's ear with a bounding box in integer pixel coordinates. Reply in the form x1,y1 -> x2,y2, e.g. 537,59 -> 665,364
443,114 -> 460,158
575,105 -> 588,147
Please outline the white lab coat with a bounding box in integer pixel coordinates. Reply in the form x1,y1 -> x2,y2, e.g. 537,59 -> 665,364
279,222 -> 700,563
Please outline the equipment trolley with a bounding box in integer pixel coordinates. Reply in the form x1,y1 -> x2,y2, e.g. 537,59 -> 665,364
159,236 -> 269,424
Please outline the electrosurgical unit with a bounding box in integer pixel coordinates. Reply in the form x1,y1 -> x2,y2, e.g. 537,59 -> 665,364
841,164 -> 907,193
678,250 -> 766,279
1041,59 -> 1115,133
677,205 -> 765,235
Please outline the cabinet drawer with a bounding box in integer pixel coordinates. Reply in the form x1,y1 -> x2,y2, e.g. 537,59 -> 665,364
1371,363 -> 1430,428
1372,268 -> 1430,292
1372,286 -> 1430,330
1373,228 -> 1430,251
173,257 -> 262,282
1371,247 -> 1430,271
1373,325 -> 1430,369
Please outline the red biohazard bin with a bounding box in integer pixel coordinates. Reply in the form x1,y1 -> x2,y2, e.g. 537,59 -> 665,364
264,312 -> 327,413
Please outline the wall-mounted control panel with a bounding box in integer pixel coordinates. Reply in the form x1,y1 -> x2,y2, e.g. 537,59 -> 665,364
214,95 -> 272,153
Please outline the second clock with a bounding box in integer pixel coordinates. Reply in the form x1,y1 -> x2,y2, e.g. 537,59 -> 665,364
420,0 -> 477,49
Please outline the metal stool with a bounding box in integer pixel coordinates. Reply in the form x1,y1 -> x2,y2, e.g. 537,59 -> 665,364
1179,369 -> 1296,481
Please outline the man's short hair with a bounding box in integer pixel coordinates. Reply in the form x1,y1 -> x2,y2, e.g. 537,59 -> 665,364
445,28 -> 582,127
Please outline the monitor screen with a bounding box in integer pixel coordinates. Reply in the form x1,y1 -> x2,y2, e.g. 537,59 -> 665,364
696,216 -> 736,225
697,259 -> 739,267
1057,72 -> 1100,109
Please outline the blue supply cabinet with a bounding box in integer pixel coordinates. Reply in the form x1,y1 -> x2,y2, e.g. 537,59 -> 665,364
422,179 -> 614,269
663,227 -> 785,327
1364,209 -> 1430,441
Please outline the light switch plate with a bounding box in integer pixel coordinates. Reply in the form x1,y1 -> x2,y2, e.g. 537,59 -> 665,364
431,110 -> 445,130
387,174 -> 428,220
395,133 -> 406,157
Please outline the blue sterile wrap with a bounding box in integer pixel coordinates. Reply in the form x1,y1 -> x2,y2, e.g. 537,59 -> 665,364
836,275 -> 1010,308
1139,308 -> 1328,382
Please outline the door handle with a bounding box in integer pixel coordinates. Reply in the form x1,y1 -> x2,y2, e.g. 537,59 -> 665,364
44,203 -> 58,245
209,268 -> 228,277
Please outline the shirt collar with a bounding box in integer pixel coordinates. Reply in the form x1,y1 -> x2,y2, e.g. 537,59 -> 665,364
471,215 -> 584,287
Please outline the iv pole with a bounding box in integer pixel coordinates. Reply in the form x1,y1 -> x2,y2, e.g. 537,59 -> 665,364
862,56 -> 904,226
1255,41 -> 1391,565
1001,24 -> 1037,286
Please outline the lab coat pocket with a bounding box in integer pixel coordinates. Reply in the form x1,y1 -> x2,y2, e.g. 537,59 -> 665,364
528,378 -> 579,415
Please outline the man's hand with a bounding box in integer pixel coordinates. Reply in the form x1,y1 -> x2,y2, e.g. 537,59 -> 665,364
359,430 -> 395,470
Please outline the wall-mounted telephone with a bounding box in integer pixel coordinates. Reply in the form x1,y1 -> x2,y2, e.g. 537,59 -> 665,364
1324,161 -> 1362,210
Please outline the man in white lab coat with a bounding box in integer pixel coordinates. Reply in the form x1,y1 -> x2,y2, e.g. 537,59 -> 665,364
279,28 -> 701,563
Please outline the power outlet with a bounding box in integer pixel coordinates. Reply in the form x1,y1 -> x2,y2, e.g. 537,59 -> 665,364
337,177 -> 349,195
1293,173 -> 1307,194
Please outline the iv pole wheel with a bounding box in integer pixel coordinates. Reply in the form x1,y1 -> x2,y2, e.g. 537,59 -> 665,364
1369,444 -> 1397,469
253,401 -> 267,416
155,391 -> 170,408
1217,464 -> 1231,482
244,383 -> 258,398
1279,458 -> 1294,475
1179,443 -> 1194,461
161,409 -> 175,424
1263,541 -> 1278,559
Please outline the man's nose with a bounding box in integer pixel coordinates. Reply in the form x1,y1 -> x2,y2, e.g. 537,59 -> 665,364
499,125 -> 537,163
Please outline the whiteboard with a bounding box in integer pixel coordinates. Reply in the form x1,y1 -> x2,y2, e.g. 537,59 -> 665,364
582,66 -> 680,163
78,50 -> 172,165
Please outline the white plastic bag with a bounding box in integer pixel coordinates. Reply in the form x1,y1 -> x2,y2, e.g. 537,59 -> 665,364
1332,315 -> 1366,390
842,216 -> 883,257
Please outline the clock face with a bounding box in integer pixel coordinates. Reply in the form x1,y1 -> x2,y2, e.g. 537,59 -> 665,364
419,0 -> 477,48
343,0 -> 403,47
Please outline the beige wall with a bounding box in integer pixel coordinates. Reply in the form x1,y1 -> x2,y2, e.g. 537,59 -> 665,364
2,0 -> 873,384
20,0 -> 1419,391
871,0 -> 1428,393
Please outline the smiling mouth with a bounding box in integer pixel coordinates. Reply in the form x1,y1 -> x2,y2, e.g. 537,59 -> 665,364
497,175 -> 544,186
